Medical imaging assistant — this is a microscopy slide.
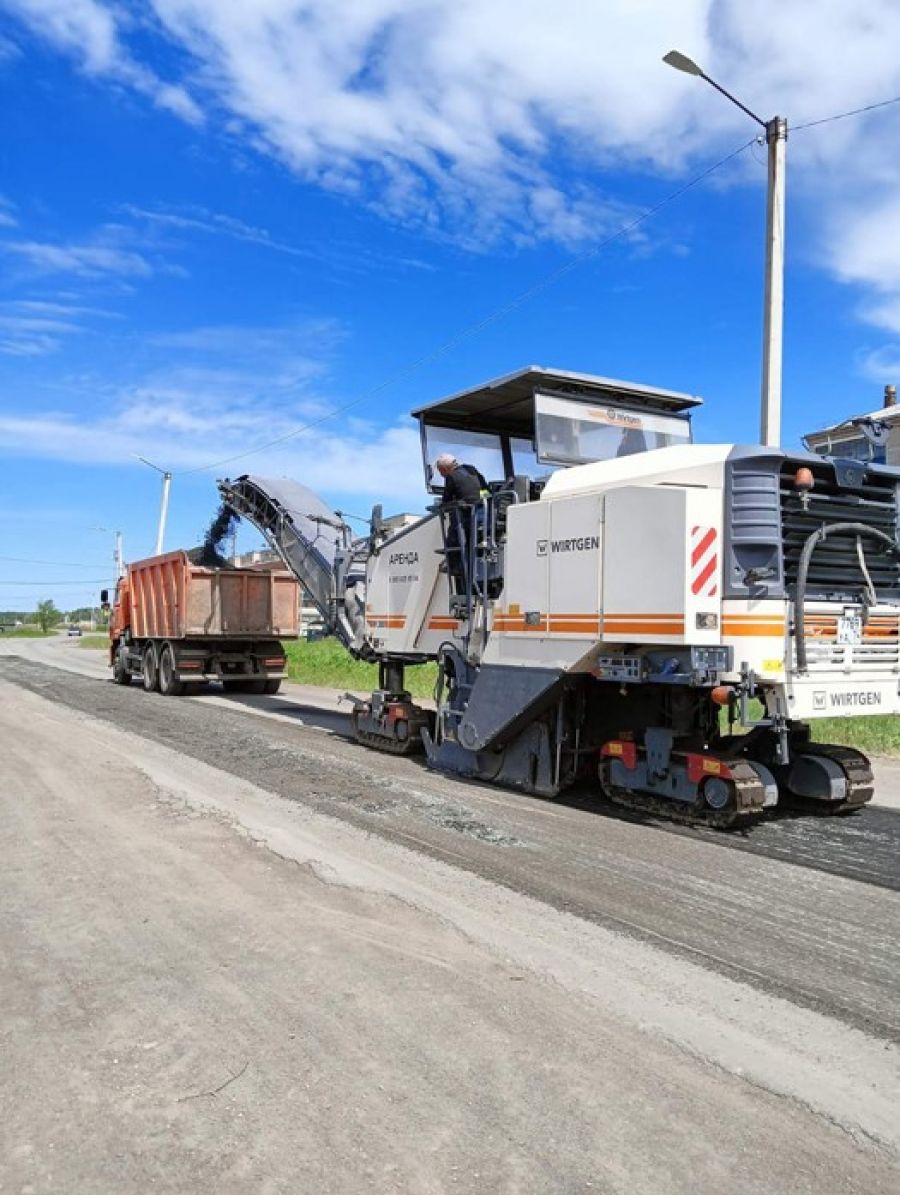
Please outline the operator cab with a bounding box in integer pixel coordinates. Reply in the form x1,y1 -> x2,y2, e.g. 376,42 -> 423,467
412,365 -> 701,496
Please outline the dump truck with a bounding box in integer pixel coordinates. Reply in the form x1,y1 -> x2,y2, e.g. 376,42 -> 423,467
103,550 -> 299,695
218,365 -> 900,828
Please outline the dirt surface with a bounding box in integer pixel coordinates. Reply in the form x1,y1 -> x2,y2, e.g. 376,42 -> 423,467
2,641 -> 900,1192
3,649 -> 900,1044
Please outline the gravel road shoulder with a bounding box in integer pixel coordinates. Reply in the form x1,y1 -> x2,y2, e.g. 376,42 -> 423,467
2,678 -> 899,1193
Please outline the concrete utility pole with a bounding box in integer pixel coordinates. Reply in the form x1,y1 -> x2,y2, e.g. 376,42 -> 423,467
760,116 -> 787,447
95,525 -> 125,577
136,456 -> 173,555
663,51 -> 787,447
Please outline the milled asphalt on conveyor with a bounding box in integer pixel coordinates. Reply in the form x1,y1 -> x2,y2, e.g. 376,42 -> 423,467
3,653 -> 900,1045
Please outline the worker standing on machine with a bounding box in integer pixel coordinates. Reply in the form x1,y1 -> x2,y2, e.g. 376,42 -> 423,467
435,453 -> 488,597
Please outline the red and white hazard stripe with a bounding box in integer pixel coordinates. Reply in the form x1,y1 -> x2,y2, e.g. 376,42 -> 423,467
690,525 -> 718,597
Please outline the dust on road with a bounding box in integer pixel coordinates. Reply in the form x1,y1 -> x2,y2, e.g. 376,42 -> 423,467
2,675 -> 900,1192
3,653 -> 900,1047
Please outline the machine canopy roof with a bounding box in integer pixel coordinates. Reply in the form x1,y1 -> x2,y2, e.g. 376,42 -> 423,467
411,365 -> 702,437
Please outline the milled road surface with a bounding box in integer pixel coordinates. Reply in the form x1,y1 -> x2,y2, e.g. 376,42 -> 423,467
2,638 -> 900,1192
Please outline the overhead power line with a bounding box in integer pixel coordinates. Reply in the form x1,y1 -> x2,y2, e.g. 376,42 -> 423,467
793,93 -> 900,132
0,555 -> 110,568
179,136 -> 756,477
0,578 -> 113,586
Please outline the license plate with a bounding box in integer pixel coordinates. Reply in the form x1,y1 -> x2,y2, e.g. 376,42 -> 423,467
836,614 -> 863,645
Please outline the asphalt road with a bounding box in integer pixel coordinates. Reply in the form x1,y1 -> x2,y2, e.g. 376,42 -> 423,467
2,635 -> 899,1191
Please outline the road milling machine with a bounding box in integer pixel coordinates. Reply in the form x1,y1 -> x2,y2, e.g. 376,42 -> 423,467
220,366 -> 900,827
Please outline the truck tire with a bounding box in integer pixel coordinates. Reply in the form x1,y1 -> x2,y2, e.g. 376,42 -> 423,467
112,646 -> 131,686
262,679 -> 282,695
158,644 -> 185,697
141,645 -> 159,693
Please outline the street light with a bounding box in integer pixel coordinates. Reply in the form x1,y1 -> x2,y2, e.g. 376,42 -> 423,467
94,525 -> 125,577
135,456 -> 173,555
663,50 -> 787,448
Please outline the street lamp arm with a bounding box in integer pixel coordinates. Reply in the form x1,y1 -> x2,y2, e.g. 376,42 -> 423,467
698,73 -> 767,129
662,47 -> 785,447
135,454 -> 168,475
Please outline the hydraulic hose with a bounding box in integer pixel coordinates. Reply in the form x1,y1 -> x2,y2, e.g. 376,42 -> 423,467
794,521 -> 900,672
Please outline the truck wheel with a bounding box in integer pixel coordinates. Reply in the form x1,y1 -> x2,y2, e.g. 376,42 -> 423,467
112,647 -> 131,686
141,645 -> 159,693
262,679 -> 282,695
158,644 -> 185,697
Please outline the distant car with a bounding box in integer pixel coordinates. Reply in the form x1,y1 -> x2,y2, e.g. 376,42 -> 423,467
67,625 -> 82,638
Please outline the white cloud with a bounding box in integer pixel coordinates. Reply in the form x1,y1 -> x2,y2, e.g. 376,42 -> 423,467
0,297 -> 120,356
2,238 -> 154,277
0,195 -> 17,227
5,2 -> 900,348
0,398 -> 424,504
0,0 -> 202,123
0,315 -> 426,505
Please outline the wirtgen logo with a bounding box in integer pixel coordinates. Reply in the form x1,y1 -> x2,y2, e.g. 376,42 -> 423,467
538,535 -> 600,554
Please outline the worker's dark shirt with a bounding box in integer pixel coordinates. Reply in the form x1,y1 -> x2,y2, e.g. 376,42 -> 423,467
441,464 -> 485,505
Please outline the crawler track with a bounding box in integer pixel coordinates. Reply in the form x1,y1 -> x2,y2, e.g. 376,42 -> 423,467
601,758 -> 769,830
784,743 -> 875,814
350,709 -> 424,756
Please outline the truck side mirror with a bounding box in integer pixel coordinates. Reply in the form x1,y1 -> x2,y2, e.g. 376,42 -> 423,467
99,589 -> 109,609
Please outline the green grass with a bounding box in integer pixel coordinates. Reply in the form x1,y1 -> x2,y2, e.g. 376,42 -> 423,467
0,625 -> 55,637
283,637 -> 438,699
284,641 -> 900,755
722,700 -> 900,756
78,635 -> 110,651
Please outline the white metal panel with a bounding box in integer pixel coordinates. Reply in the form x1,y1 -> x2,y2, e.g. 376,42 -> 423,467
786,678 -> 900,719
498,501 -> 550,630
365,517 -> 445,653
547,493 -> 603,636
542,443 -> 730,499
682,488 -> 723,646
602,487 -> 688,641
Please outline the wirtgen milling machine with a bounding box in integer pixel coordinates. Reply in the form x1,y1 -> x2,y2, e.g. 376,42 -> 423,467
221,366 -> 900,827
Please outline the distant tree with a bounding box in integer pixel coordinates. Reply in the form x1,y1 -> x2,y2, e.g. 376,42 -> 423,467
35,599 -> 62,634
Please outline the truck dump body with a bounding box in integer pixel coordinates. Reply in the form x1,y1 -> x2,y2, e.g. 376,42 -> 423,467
126,551 -> 299,641
109,551 -> 299,696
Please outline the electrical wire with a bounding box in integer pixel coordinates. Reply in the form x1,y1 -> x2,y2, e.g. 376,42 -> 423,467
0,579 -> 114,586
793,94 -> 900,131
0,555 -> 110,568
178,136 -> 756,478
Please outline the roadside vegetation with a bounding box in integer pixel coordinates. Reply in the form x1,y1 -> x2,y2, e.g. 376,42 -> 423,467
724,700 -> 900,756
283,638 -> 438,699
74,630 -> 900,755
0,626 -> 56,637
288,638 -> 900,754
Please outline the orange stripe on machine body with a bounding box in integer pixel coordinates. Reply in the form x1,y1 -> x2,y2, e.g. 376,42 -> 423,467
494,616 -> 548,632
494,612 -> 600,635
549,617 -> 601,634
721,615 -> 785,637
800,614 -> 898,642
366,613 -> 407,628
603,615 -> 685,636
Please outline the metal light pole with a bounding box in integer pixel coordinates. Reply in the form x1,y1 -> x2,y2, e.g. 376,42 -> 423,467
663,50 -> 787,447
95,526 -> 125,577
136,456 -> 173,554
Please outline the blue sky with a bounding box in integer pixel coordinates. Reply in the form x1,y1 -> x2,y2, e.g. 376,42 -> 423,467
1,1 -> 900,613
